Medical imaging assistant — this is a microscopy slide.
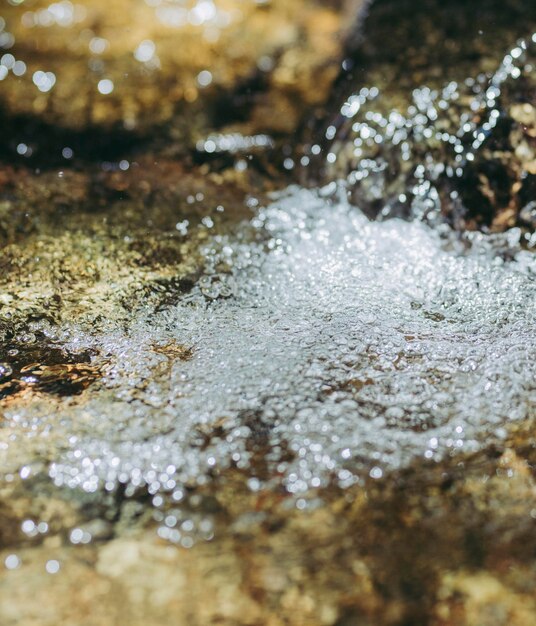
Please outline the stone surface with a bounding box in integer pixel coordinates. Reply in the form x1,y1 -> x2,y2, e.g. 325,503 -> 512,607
0,0 -> 353,143
3,427 -> 536,625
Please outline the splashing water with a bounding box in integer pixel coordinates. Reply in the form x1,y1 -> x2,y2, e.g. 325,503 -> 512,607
4,183 -> 530,502
320,31 -> 536,227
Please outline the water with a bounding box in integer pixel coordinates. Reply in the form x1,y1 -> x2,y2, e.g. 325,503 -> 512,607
5,183 -> 534,506
320,30 -> 536,228
1,2 -> 535,527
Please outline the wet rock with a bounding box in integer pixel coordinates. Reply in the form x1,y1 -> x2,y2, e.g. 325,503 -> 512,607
0,156 -> 273,332
434,572 -> 536,626
0,331 -> 99,400
451,61 -> 536,231
3,428 -> 536,625
0,499 -> 22,549
0,0 -> 357,151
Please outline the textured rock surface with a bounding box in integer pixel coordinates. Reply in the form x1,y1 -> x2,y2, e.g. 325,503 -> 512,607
3,428 -> 536,625
0,0 -> 352,141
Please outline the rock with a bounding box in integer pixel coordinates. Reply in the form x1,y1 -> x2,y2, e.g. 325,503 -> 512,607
435,572 -> 536,626
0,0 -> 357,146
0,155 -> 270,332
3,429 -> 536,625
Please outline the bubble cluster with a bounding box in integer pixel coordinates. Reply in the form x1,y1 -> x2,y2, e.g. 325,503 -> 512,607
2,183 -> 533,516
195,133 -> 274,155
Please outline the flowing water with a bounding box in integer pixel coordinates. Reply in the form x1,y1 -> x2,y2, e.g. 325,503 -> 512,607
4,182 -> 534,525
2,26 -> 536,540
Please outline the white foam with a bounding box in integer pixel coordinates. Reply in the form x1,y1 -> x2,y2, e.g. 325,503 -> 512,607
9,186 -> 536,496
